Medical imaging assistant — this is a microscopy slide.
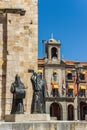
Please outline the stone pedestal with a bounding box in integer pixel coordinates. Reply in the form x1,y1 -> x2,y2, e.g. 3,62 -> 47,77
0,121 -> 87,130
5,114 -> 50,122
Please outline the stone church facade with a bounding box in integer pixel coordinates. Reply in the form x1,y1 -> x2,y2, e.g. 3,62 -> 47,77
0,0 -> 38,120
38,37 -> 87,120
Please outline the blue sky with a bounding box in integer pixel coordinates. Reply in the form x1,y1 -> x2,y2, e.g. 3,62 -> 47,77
38,0 -> 87,62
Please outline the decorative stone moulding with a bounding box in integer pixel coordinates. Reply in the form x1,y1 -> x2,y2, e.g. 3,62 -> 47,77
0,8 -> 26,16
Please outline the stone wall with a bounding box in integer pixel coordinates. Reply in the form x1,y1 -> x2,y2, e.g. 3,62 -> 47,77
0,0 -> 38,120
0,121 -> 87,130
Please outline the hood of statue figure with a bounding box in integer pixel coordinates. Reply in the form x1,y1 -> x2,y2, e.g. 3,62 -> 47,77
15,74 -> 21,85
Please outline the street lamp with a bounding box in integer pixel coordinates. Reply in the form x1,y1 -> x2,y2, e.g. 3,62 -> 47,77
72,61 -> 83,120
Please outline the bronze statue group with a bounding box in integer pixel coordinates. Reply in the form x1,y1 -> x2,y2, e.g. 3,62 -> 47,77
10,71 -> 47,114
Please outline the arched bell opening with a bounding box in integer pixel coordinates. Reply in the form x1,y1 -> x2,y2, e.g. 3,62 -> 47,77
51,47 -> 58,60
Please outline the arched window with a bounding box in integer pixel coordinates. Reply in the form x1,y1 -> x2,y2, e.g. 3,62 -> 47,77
67,73 -> 72,80
50,102 -> 62,120
68,105 -> 74,120
79,73 -> 85,80
80,102 -> 87,120
51,47 -> 58,59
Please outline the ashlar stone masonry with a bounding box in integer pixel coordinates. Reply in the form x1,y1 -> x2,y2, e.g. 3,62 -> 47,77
0,0 -> 38,120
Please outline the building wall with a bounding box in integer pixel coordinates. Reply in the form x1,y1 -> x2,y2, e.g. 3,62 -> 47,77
39,61 -> 87,121
38,39 -> 87,121
0,0 -> 38,120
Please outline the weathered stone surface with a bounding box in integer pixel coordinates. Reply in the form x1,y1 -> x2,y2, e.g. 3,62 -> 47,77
5,114 -> 50,122
0,0 -> 38,119
0,121 -> 87,130
0,123 -> 12,130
